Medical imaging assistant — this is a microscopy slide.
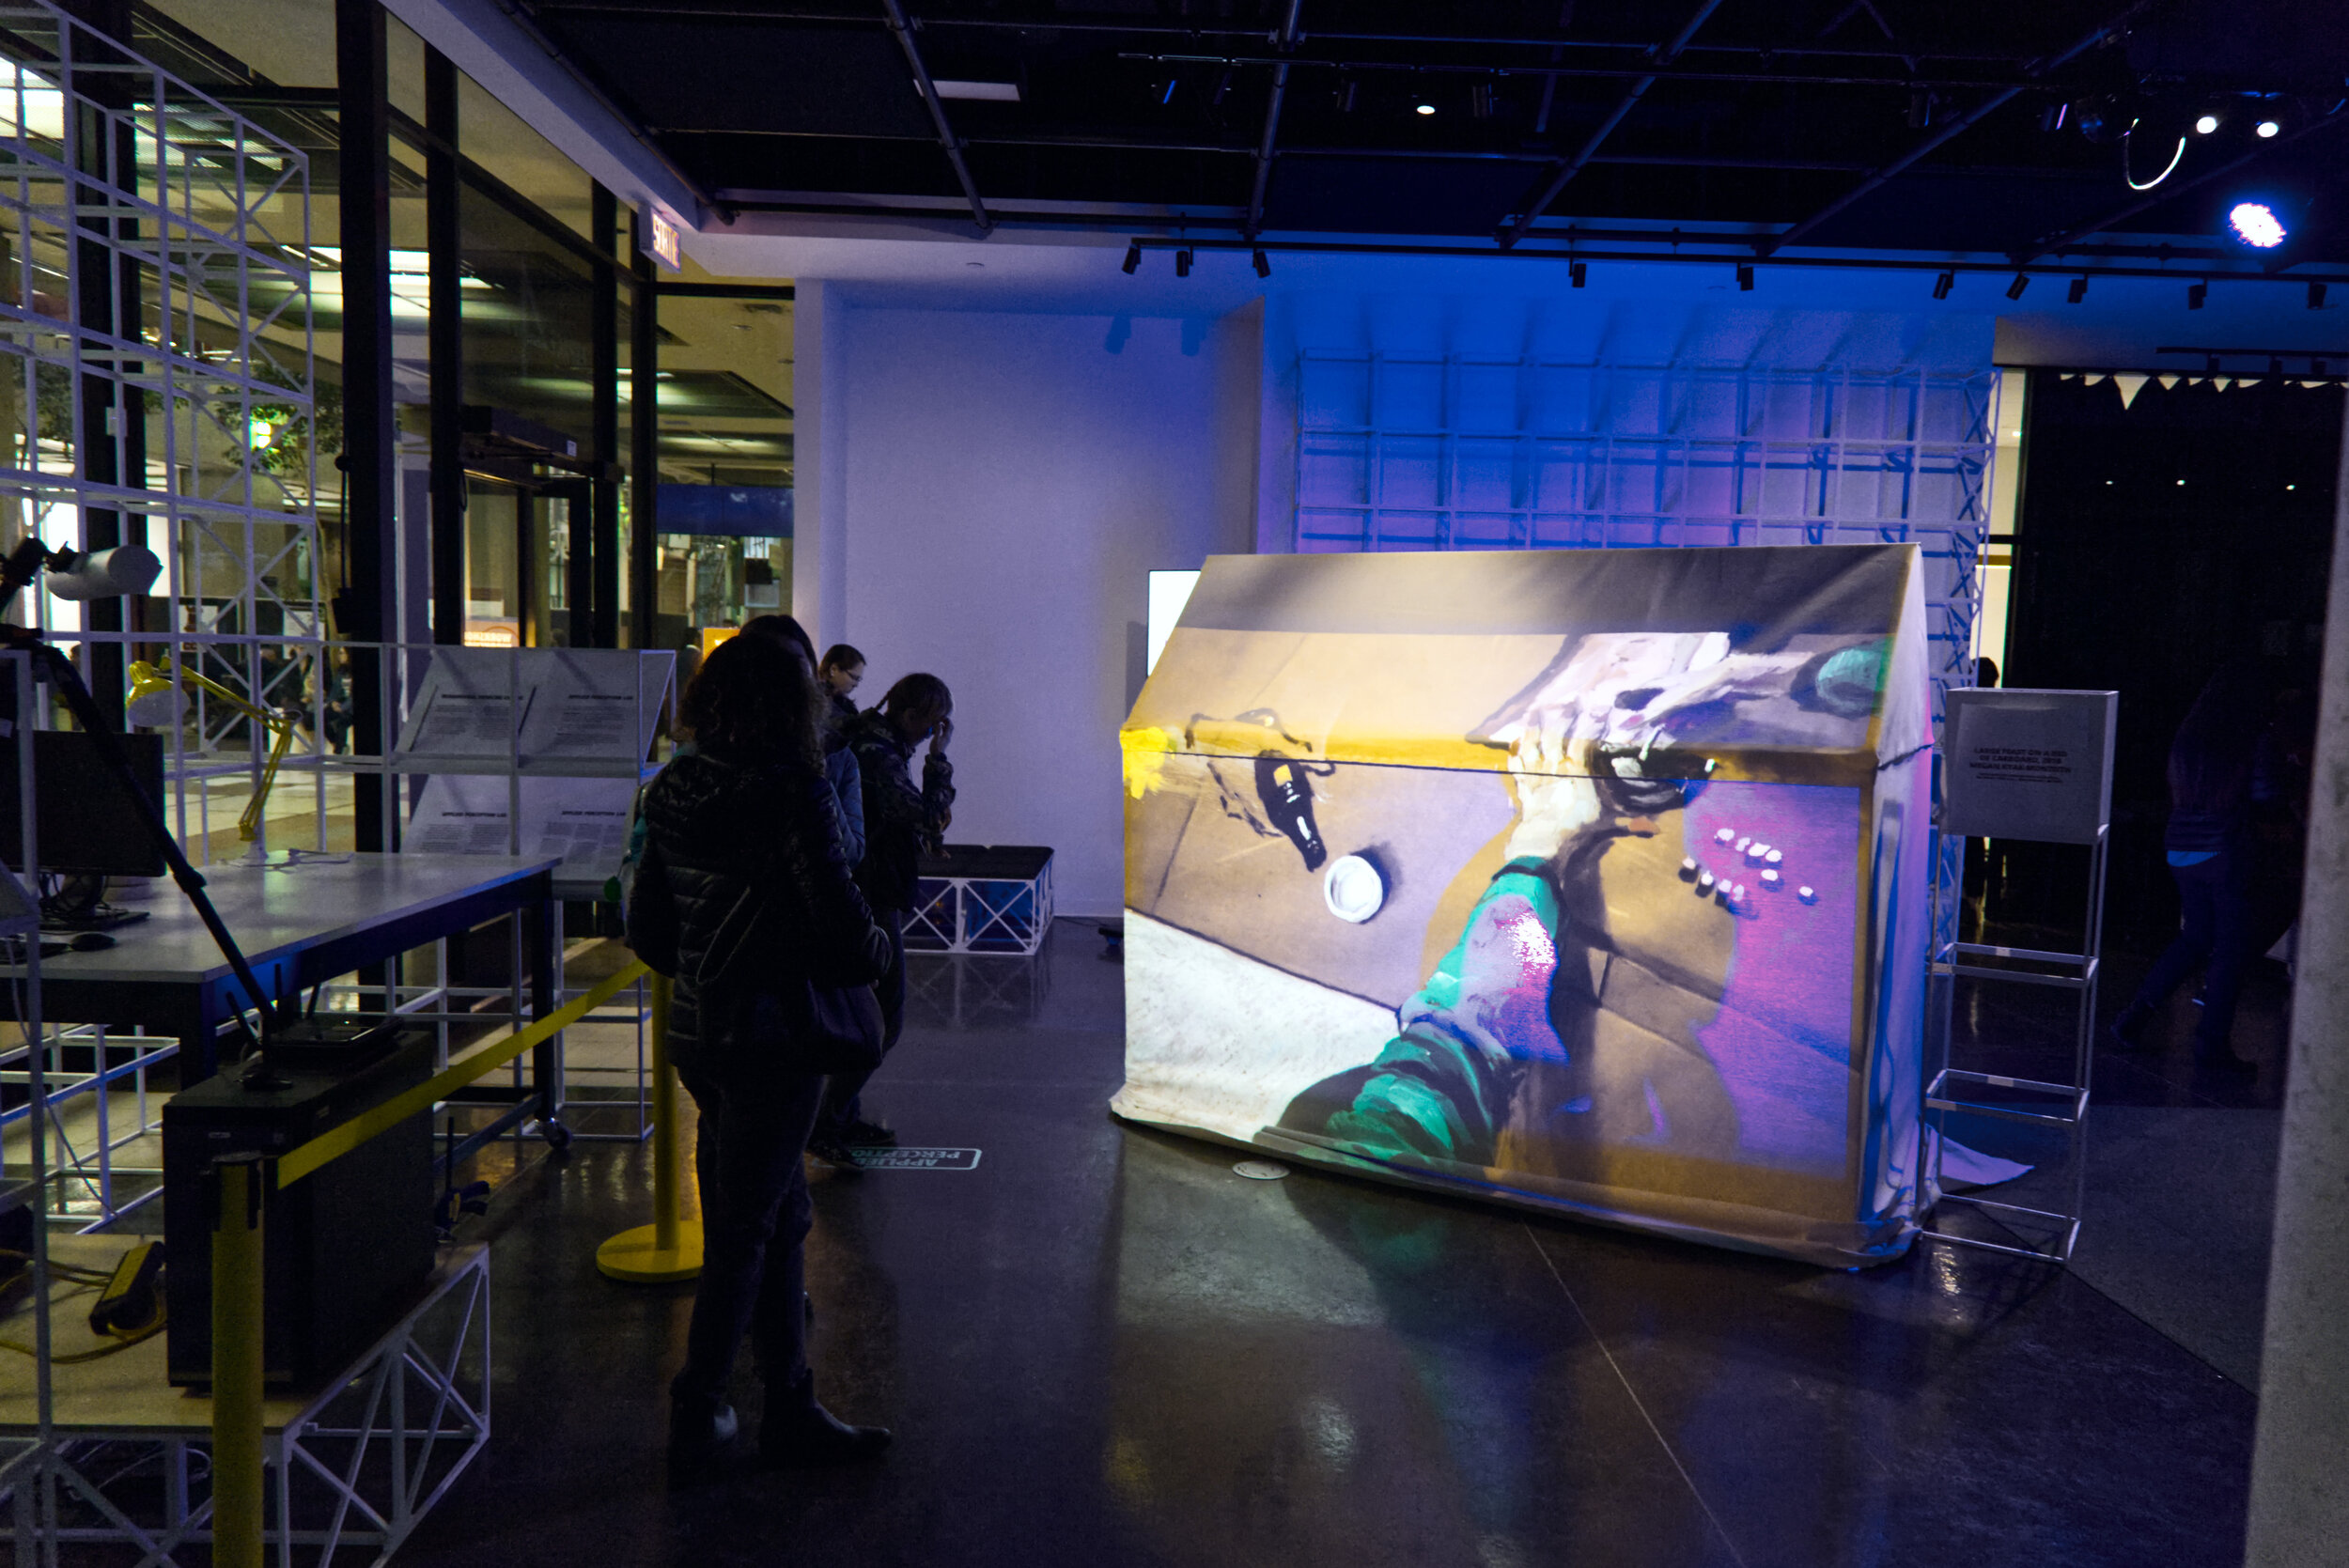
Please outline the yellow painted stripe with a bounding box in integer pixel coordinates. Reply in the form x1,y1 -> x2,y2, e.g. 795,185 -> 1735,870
276,959 -> 652,1188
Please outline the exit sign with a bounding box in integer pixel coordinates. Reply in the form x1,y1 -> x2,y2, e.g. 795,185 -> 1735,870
643,206 -> 681,271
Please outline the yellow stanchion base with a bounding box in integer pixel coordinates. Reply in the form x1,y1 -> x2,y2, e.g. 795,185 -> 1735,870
596,1221 -> 705,1283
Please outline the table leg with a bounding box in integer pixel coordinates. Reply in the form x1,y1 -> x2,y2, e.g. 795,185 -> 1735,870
527,894 -> 561,1133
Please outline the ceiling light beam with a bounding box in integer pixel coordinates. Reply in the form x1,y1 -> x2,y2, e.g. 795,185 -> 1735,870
1498,0 -> 1727,250
879,0 -> 992,234
1757,0 -> 2152,257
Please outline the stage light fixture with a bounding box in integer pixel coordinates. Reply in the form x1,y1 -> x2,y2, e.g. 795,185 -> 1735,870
2227,200 -> 2287,249
2067,276 -> 2089,303
1415,102 -> 1436,116
2256,118 -> 2280,138
1122,241 -> 1142,274
1252,247 -> 1271,279
2187,280 -> 2208,309
2195,113 -> 2220,134
2311,283 -> 2329,309
1736,262 -> 1753,291
1174,247 -> 1192,277
1932,271 -> 1953,300
2006,272 -> 2030,300
1569,260 -> 1587,288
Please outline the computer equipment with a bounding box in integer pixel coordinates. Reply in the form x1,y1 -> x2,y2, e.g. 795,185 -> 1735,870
0,728 -> 168,879
163,1028 -> 436,1388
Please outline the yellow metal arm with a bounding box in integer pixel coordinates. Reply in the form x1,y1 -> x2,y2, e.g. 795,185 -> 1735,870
128,659 -> 299,843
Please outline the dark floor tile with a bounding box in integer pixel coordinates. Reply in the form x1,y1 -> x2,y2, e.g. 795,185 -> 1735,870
1525,1222 -> 2255,1568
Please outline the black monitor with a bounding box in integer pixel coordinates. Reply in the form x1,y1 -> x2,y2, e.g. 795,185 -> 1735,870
0,729 -> 168,878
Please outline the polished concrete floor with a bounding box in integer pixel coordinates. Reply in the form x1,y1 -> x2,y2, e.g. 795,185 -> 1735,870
391,921 -> 2272,1568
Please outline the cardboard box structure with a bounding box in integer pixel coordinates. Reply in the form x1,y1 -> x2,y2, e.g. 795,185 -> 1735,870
1112,545 -> 1934,1267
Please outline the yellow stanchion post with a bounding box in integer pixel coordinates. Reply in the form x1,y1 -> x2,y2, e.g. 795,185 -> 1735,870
210,1156 -> 266,1568
596,973 -> 704,1281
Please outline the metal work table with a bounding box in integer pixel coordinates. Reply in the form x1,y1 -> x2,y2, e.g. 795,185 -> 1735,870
0,851 -> 560,1092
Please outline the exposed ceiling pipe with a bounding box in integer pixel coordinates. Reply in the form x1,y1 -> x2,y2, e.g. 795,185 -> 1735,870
879,0 -> 993,234
2014,105 -> 2349,265
1243,0 -> 1306,241
1756,0 -> 2154,256
1497,0 -> 1728,250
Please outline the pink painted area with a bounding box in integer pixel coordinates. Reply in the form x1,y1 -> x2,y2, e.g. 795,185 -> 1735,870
1680,782 -> 1863,1175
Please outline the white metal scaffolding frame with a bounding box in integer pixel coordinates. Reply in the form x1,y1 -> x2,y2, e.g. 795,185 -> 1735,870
1920,824 -> 2108,1265
0,1244 -> 491,1568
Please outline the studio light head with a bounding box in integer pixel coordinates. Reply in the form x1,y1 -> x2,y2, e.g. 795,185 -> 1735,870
2311,282 -> 2329,310
1569,260 -> 1587,288
1252,247 -> 1271,279
2187,280 -> 2208,310
1735,262 -> 1753,291
43,545 -> 161,600
2226,200 -> 2288,249
2006,272 -> 2030,301
1932,271 -> 1953,301
1174,247 -> 1193,277
0,538 -> 161,613
1122,241 -> 1142,274
2068,276 -> 2089,304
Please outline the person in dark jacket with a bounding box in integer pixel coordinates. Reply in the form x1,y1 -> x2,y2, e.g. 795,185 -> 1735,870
809,673 -> 955,1161
820,644 -> 866,730
636,634 -> 894,1473
741,616 -> 864,865
2109,664 -> 2275,1067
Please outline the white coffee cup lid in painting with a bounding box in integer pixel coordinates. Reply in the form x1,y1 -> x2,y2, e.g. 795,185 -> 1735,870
1324,854 -> 1385,923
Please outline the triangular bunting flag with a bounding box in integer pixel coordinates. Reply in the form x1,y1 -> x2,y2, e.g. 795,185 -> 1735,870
2114,373 -> 2149,409
2157,375 -> 2180,390
2214,378 -> 2232,391
2084,372 -> 2107,386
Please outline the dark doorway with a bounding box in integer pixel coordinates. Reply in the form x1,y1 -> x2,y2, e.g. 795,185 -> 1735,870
2002,371 -> 2339,954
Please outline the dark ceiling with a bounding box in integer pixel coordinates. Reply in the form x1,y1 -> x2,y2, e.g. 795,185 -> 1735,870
512,0 -> 2349,270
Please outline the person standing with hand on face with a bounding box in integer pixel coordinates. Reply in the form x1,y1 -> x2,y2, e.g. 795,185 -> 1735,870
810,673 -> 956,1165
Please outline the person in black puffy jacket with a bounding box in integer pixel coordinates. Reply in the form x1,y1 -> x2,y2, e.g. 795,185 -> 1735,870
636,633 -> 894,1475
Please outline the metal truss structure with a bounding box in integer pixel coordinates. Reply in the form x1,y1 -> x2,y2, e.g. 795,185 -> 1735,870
1,1244 -> 490,1568
2,0 -> 329,877
906,854 -> 1056,957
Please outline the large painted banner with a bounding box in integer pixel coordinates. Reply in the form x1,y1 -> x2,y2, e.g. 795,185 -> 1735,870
1113,545 -> 1933,1266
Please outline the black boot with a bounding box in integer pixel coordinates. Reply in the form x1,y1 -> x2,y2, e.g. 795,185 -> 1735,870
2105,1003 -> 2155,1052
668,1392 -> 740,1480
759,1375 -> 892,1468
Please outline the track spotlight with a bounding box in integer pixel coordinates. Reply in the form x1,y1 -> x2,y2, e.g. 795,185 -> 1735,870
2227,200 -> 2287,249
1736,262 -> 1753,291
1569,260 -> 1587,288
2255,118 -> 2280,138
1174,247 -> 1192,277
1122,241 -> 1142,274
1932,271 -> 1953,300
2006,272 -> 2030,300
1252,247 -> 1270,279
2187,280 -> 2207,310
2194,113 -> 2219,134
1415,102 -> 1436,116
2311,282 -> 2329,309
2067,276 -> 2088,304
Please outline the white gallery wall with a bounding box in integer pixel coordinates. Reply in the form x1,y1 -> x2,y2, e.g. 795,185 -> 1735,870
798,292 -> 1260,917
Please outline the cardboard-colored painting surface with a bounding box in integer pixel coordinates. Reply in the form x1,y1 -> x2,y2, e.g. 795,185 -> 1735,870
1114,546 -> 1932,1267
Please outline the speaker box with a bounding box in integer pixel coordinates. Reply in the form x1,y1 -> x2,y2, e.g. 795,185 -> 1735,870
163,1029 -> 436,1388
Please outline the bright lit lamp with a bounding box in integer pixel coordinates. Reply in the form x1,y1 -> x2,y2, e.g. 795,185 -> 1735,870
2228,201 -> 2288,249
128,658 -> 298,843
